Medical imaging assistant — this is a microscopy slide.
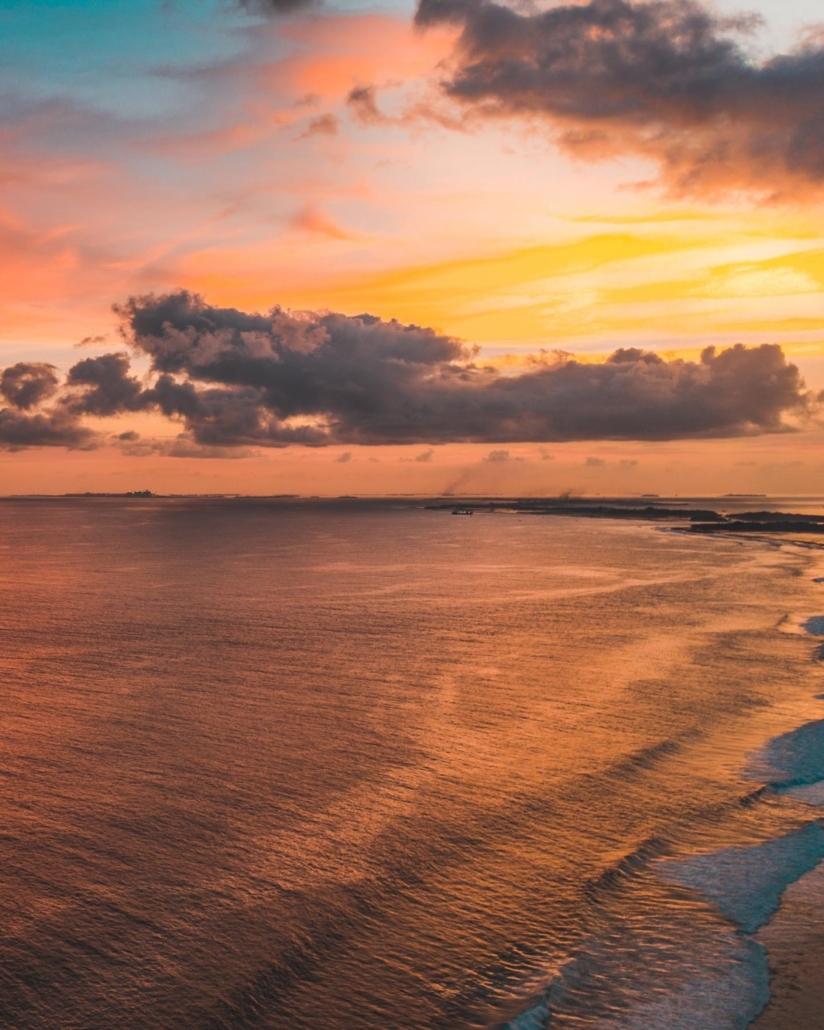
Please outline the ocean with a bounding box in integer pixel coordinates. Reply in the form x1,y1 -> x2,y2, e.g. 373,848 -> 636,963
0,497 -> 822,1029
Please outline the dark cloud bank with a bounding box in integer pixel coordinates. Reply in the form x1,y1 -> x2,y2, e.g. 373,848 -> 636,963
415,0 -> 824,196
0,291 -> 814,451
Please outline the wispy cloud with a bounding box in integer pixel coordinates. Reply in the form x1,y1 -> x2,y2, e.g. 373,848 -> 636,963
288,204 -> 351,239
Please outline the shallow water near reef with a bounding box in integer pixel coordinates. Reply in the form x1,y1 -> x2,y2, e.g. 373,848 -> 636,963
0,497 -> 823,1030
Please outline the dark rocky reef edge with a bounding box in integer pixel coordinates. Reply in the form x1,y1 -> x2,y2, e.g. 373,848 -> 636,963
425,501 -> 824,533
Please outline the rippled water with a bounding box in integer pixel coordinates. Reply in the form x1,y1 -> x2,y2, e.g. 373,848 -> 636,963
0,498 -> 822,1029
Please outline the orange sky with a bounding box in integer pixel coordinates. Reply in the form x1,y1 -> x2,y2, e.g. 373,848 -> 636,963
3,0 -> 824,494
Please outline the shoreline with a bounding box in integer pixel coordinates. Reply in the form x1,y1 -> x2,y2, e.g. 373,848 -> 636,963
749,577 -> 824,1030
753,861 -> 824,1029
492,533 -> 824,1030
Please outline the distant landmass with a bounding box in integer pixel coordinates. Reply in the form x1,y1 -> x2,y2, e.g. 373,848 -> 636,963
64,490 -> 155,498
426,499 -> 824,534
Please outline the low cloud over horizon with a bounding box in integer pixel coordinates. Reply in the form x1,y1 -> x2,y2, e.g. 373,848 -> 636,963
0,291 -> 815,453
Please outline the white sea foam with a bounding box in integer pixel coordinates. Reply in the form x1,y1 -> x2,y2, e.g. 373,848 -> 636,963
502,601 -> 824,1030
746,718 -> 824,787
783,782 -> 824,806
501,611 -> 824,1030
499,824 -> 824,1028
497,823 -> 824,1030
503,998 -> 549,1030
636,826 -> 824,1030
801,615 -> 824,635
499,925 -> 770,1030
656,823 -> 824,934
595,936 -> 769,1030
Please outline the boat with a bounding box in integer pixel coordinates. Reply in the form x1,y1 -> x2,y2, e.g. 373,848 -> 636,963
452,508 -> 473,515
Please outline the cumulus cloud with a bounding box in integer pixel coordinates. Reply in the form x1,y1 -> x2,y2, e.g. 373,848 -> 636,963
1,362 -> 60,410
0,362 -> 94,449
111,292 -> 816,445
0,408 -> 94,450
0,290 -> 815,451
0,354 -> 144,450
415,0 -> 824,196
66,353 -> 145,416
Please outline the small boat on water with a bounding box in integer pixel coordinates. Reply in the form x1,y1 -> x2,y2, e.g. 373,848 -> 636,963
452,508 -> 473,515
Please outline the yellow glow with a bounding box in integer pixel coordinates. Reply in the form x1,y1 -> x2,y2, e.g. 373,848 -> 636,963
230,215 -> 824,355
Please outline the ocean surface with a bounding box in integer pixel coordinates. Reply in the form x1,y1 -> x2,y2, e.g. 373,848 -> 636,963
0,498 -> 823,1029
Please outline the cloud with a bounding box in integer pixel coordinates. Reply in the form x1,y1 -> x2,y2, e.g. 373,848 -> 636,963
1,363 -> 60,410
0,409 -> 94,450
585,456 -> 606,466
111,291 -> 813,446
346,85 -> 387,126
0,290 -> 815,451
344,82 -> 465,133
66,353 -> 145,416
334,451 -> 352,462
296,113 -> 339,140
485,448 -> 510,461
236,0 -> 320,16
415,0 -> 824,197
288,204 -> 351,239
0,361 -> 95,449
415,448 -> 435,461
0,356 -> 144,451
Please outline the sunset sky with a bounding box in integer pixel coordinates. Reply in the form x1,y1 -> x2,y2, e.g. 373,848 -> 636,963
3,0 -> 824,495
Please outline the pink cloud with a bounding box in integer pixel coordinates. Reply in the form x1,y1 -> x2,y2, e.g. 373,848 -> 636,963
288,204 -> 352,239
